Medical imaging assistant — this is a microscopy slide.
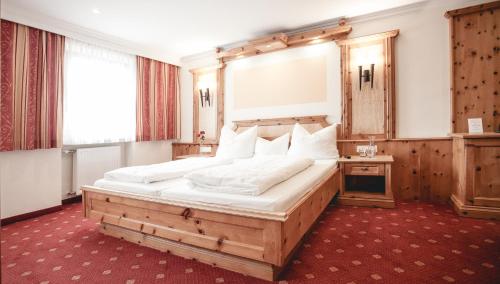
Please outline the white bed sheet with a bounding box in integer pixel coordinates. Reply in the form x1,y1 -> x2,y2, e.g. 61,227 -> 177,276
94,178 -> 185,197
185,156 -> 314,196
93,159 -> 337,212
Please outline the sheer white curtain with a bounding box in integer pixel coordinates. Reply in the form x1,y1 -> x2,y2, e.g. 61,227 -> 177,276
63,38 -> 136,145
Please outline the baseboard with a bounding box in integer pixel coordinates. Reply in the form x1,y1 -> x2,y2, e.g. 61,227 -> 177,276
0,205 -> 63,226
450,194 -> 500,220
62,195 -> 82,205
338,196 -> 395,208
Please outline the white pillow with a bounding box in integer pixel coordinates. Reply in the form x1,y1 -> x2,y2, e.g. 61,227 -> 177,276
254,133 -> 290,156
288,123 -> 339,160
216,125 -> 258,159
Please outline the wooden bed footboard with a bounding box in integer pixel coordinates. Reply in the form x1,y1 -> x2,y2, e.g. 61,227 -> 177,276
82,168 -> 340,281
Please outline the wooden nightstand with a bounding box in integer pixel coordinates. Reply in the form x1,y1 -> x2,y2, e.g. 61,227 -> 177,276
338,155 -> 395,208
172,143 -> 218,160
175,153 -> 215,160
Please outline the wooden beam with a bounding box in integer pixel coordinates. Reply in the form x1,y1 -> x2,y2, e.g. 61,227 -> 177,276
444,1 -> 500,18
248,33 -> 287,45
189,63 -> 225,74
233,116 -> 329,128
250,32 -> 288,52
217,24 -> 352,62
335,29 -> 399,46
216,61 -> 225,143
216,46 -> 259,60
287,25 -> 352,45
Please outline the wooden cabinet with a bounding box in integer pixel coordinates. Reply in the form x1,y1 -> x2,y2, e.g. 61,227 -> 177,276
338,155 -> 395,208
450,133 -> 500,220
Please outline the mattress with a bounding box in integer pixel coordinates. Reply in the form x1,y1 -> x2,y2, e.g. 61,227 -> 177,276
93,159 -> 337,213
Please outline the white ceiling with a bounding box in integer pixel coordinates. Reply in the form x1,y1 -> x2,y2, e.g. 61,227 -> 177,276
2,0 -> 427,64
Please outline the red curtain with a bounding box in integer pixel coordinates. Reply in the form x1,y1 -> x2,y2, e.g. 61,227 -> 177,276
136,56 -> 180,141
0,20 -> 64,151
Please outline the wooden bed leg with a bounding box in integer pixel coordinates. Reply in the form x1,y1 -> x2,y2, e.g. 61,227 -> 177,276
82,190 -> 88,218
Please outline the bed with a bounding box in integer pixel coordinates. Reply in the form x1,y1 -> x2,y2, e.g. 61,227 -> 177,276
81,116 -> 340,281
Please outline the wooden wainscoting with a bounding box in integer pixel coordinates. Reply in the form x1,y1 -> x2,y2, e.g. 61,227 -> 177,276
338,138 -> 452,203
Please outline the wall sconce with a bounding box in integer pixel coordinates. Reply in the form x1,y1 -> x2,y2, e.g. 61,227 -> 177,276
358,64 -> 374,90
197,72 -> 216,108
199,88 -> 211,107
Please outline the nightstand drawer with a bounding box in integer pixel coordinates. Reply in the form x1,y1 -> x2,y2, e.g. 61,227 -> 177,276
345,164 -> 385,176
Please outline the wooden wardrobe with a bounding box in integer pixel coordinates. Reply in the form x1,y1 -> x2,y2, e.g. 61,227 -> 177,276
446,2 -> 500,220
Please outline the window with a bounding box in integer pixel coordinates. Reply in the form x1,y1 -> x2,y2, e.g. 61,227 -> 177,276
63,38 -> 136,145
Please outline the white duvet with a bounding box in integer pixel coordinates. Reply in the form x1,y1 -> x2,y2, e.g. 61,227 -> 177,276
104,157 -> 232,184
185,156 -> 314,196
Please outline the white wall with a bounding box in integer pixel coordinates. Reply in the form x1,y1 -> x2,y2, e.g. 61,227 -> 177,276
124,141 -> 172,166
180,0 -> 489,139
0,149 -> 62,218
60,141 -> 172,199
0,140 -> 172,219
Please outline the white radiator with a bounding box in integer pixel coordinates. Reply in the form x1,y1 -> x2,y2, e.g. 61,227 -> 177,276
73,146 -> 122,195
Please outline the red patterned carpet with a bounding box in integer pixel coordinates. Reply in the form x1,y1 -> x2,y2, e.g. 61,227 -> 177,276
1,202 -> 499,284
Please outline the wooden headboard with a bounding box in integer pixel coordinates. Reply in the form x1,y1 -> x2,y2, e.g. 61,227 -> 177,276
233,116 -> 339,140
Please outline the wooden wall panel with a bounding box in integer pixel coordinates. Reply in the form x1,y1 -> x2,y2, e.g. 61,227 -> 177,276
190,64 -> 225,144
447,2 -> 500,132
338,139 -> 452,203
350,42 -> 386,136
173,139 -> 453,203
337,30 -> 398,139
475,146 -> 500,200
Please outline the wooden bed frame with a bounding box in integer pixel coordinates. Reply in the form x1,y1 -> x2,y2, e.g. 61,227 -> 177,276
82,116 -> 340,281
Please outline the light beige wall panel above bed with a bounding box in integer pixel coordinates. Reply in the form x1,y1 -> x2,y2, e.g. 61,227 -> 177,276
224,43 -> 341,125
232,56 -> 327,109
